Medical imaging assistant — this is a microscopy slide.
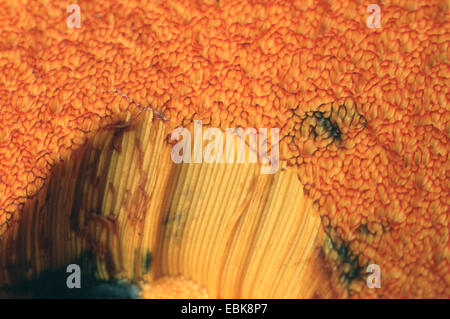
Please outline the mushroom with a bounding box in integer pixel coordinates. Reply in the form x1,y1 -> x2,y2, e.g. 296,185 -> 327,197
0,0 -> 448,298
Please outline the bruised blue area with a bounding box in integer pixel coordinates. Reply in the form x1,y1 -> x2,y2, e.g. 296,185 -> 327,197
1,269 -> 140,298
0,251 -> 141,299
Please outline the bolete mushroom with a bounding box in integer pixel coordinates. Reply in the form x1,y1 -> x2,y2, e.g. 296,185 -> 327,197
0,0 -> 448,298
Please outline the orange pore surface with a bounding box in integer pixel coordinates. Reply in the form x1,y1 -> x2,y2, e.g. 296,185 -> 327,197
0,0 -> 448,297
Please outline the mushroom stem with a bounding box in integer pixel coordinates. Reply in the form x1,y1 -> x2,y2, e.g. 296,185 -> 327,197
0,111 -> 326,298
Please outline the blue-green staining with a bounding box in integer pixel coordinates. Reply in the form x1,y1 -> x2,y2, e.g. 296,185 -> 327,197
0,251 -> 140,298
322,226 -> 367,289
289,101 -> 367,153
142,251 -> 152,274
